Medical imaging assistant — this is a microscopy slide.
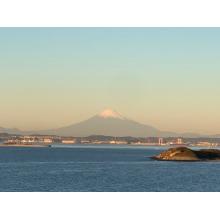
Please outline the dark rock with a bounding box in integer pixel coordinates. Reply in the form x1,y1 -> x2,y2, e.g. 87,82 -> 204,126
152,147 -> 220,161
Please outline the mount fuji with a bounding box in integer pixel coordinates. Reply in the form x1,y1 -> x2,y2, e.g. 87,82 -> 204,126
33,109 -> 180,137
0,109 -> 206,137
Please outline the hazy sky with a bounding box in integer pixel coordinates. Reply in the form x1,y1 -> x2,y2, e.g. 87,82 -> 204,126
1,28 -> 220,134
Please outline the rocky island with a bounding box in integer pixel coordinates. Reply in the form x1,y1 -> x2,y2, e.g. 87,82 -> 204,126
152,147 -> 220,161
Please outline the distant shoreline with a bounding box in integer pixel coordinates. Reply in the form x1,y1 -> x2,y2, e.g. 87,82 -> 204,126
0,143 -> 217,148
0,143 -> 169,148
0,144 -> 50,147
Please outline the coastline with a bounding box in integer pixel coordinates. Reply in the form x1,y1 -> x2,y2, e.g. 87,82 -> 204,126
152,147 -> 220,162
0,144 -> 50,148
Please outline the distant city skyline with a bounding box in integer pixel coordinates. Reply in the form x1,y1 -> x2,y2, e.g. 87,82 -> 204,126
1,28 -> 220,134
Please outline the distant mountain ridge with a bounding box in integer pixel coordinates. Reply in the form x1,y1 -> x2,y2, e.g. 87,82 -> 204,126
0,109 -> 219,138
0,127 -> 21,135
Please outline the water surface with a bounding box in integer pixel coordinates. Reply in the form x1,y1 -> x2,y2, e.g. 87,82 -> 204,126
0,145 -> 219,192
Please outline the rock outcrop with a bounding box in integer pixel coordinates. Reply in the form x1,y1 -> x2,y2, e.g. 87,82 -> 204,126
152,147 -> 220,161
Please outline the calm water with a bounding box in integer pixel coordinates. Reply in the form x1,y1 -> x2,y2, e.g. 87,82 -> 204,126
0,145 -> 220,192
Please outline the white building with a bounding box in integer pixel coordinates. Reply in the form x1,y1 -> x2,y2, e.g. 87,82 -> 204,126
43,138 -> 53,143
62,139 -> 76,144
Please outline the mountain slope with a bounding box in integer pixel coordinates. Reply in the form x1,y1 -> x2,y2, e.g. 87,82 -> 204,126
0,127 -> 22,134
37,109 -> 179,137
0,109 -> 204,137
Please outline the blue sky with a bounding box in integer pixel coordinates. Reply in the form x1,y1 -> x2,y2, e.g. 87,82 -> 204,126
1,28 -> 220,133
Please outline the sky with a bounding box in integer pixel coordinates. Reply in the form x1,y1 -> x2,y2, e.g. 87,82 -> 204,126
1,28 -> 220,134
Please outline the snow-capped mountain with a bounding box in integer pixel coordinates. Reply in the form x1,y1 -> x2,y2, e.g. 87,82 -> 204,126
34,109 -> 179,137
0,109 -> 205,137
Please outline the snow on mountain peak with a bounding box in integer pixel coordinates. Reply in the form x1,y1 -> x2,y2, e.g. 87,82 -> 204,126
98,109 -> 125,119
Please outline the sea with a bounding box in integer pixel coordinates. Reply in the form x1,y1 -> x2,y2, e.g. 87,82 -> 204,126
0,144 -> 220,192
